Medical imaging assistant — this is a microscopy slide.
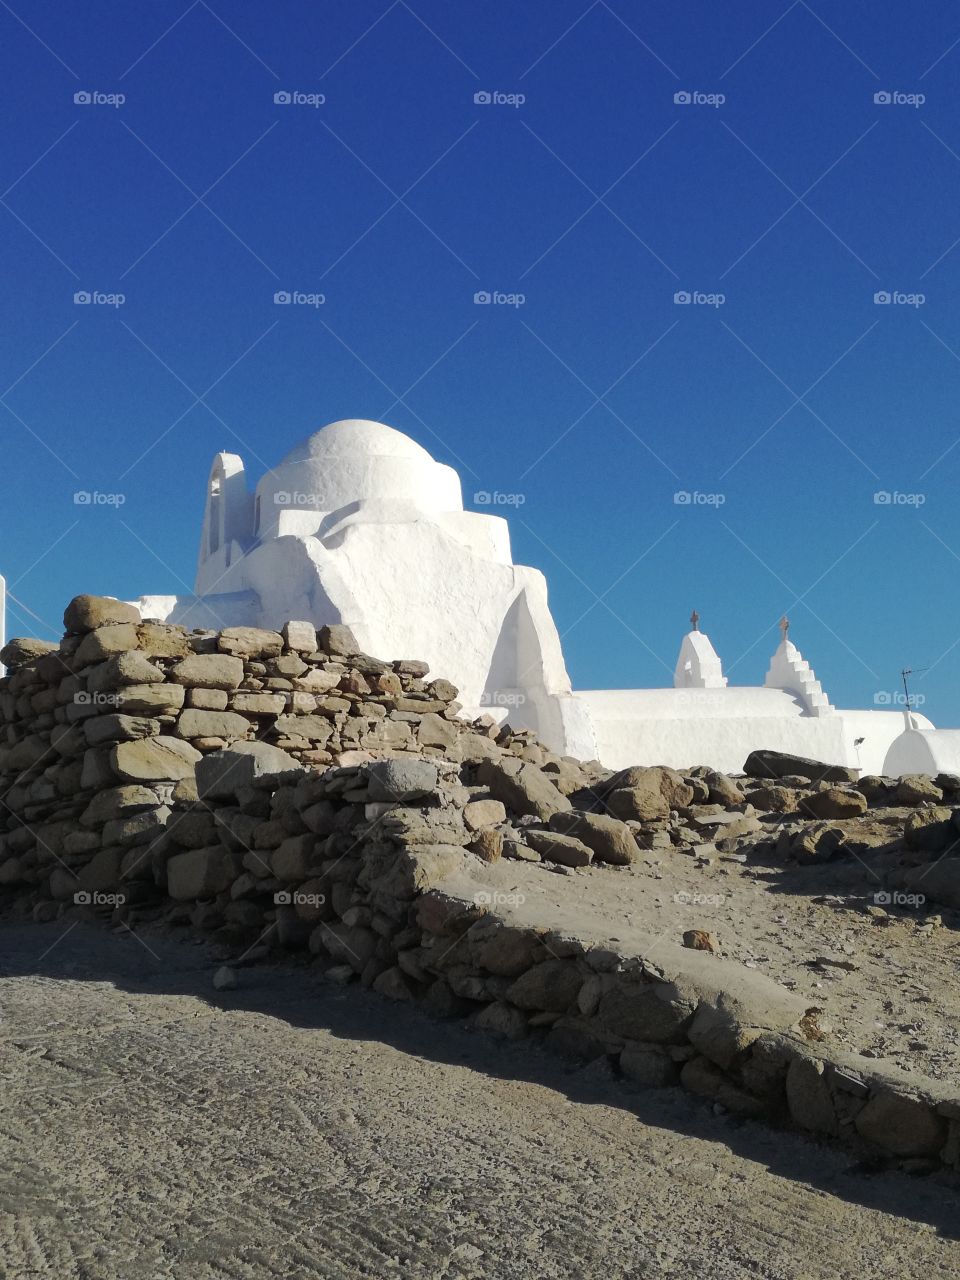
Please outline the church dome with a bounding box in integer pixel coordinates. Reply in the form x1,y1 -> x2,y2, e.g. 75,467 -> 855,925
280,419 -> 435,465
254,418 -> 463,538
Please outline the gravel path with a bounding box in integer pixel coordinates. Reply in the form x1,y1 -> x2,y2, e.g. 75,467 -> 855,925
0,921 -> 957,1280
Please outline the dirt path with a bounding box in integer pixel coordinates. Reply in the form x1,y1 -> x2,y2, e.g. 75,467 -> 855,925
0,921 -> 957,1280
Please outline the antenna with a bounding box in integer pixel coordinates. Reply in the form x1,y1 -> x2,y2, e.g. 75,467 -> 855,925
901,666 -> 930,713
901,667 -> 912,709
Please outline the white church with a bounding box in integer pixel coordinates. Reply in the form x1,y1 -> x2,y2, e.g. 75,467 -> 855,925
112,416 -> 952,777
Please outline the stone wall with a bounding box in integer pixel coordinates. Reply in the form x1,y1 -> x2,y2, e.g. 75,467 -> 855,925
1,596 -> 959,1175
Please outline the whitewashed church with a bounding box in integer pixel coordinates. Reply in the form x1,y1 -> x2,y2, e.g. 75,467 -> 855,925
108,417 -> 951,777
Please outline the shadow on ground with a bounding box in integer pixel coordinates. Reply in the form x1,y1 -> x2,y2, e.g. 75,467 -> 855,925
1,914 -> 958,1243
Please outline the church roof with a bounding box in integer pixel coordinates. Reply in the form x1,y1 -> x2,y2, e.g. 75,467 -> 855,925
279,419 -> 434,466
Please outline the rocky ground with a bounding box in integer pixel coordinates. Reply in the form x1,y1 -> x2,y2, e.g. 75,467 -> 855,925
1,920 -> 958,1280
528,826 -> 960,1083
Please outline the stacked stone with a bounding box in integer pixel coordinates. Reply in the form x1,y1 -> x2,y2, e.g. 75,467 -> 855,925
0,595 -> 606,916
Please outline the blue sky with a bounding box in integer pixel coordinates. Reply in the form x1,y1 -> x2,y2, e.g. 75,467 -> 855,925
2,0 -> 960,719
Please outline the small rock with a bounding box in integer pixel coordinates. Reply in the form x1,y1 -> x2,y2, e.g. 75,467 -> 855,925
682,929 -> 718,953
213,966 -> 238,991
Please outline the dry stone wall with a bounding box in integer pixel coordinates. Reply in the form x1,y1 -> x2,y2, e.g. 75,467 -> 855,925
1,596 -> 959,1174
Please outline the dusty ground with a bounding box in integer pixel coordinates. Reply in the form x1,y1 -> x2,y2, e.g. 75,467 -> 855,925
475,832 -> 960,1081
0,921 -> 958,1280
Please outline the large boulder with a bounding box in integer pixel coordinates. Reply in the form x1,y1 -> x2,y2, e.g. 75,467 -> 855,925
176,709 -> 250,741
110,736 -> 202,782
893,775 -> 943,806
113,683 -> 186,714
743,749 -> 858,785
318,624 -> 360,656
607,765 -> 693,814
855,1089 -> 947,1157
84,714 -> 161,746
75,623 -> 140,665
87,652 -> 165,692
476,758 -> 571,821
0,637 -> 59,668
606,786 -> 669,822
597,980 -> 694,1043
136,622 -> 191,658
166,847 -> 240,900
505,959 -> 583,1012
168,654 -> 244,691
798,787 -> 867,820
283,620 -> 318,653
524,830 -> 593,867
548,810 -> 639,865
217,627 -> 284,659
64,594 -> 141,633
196,741 -> 301,801
366,759 -> 439,803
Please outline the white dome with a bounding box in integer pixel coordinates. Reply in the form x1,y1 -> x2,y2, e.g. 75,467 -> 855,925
254,418 -> 463,539
280,419 -> 435,465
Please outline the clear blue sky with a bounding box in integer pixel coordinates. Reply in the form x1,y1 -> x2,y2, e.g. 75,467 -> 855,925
2,1 -> 959,719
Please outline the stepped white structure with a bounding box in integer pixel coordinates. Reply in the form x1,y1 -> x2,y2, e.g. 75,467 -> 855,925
125,418 -> 932,775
